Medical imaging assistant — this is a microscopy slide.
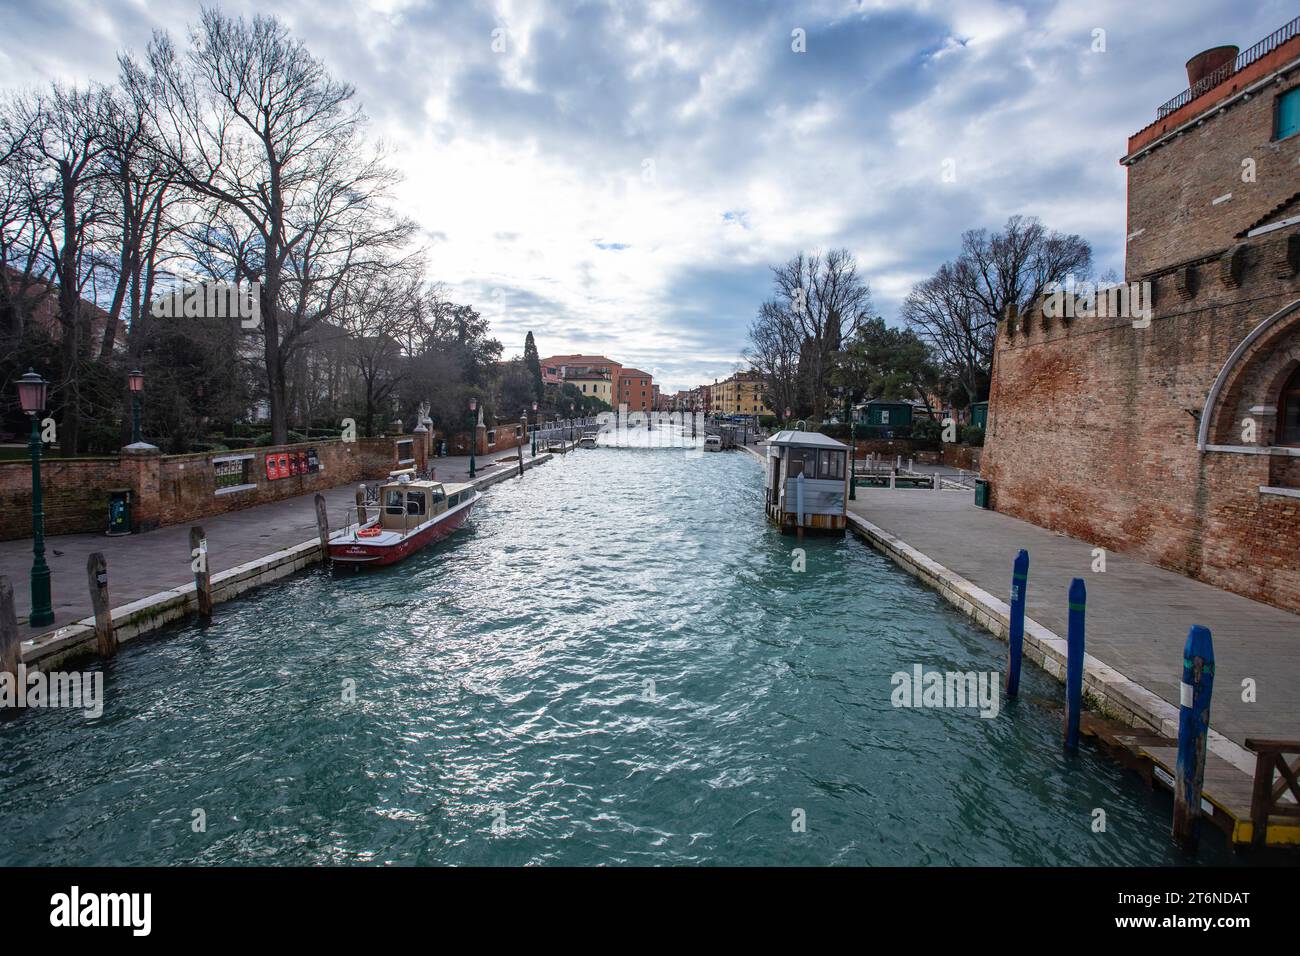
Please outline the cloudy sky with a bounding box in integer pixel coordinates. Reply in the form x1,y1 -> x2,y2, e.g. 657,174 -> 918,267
1,0 -> 1291,392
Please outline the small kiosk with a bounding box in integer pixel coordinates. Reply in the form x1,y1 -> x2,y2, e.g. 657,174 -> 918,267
764,431 -> 850,534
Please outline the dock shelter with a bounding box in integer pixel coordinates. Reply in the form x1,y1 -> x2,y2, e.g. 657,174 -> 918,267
764,430 -> 850,534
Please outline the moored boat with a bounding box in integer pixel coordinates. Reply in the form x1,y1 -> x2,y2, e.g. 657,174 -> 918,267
578,430 -> 600,448
328,475 -> 480,566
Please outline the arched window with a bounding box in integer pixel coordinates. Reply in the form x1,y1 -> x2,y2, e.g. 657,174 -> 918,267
1281,366 -> 1300,446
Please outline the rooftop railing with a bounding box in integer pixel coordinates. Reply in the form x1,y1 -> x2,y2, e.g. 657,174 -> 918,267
1156,16 -> 1300,119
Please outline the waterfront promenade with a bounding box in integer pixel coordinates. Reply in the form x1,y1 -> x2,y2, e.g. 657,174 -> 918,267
843,485 -> 1300,752
0,450 -> 553,632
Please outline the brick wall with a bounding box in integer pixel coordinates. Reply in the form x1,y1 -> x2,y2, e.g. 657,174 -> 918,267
983,229 -> 1300,613
942,444 -> 982,471
0,435 -> 421,542
0,456 -> 126,539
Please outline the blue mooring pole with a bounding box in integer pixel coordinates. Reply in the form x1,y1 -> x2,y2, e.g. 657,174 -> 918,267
1064,577 -> 1085,751
1005,549 -> 1028,698
1173,624 -> 1215,847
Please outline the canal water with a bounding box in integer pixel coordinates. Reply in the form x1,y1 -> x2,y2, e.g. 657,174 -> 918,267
0,447 -> 1231,865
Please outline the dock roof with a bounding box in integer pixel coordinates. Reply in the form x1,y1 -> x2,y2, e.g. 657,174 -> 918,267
767,430 -> 848,449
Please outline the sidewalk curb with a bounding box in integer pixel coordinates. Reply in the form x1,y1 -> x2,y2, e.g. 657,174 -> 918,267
845,511 -> 1255,776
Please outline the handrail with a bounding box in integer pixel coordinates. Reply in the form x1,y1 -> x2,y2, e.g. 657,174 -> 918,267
1156,16 -> 1300,119
1244,737 -> 1300,848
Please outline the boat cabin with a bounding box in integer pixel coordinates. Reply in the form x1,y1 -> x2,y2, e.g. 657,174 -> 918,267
764,430 -> 850,533
377,476 -> 472,533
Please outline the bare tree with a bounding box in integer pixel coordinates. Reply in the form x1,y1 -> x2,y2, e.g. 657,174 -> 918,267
138,10 -> 408,444
97,72 -> 180,363
11,83 -> 112,454
903,216 -> 1091,405
749,248 -> 873,419
0,100 -> 51,349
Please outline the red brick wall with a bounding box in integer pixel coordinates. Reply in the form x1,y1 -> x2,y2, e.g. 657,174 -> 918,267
942,444 -> 982,471
0,436 -> 416,542
0,456 -> 126,539
983,229 -> 1300,613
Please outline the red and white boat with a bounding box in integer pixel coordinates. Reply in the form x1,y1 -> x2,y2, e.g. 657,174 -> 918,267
328,475 -> 480,566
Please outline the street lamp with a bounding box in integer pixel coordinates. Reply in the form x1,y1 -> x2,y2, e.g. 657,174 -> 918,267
468,397 -> 477,479
17,370 -> 53,628
127,368 -> 145,444
530,401 -> 538,457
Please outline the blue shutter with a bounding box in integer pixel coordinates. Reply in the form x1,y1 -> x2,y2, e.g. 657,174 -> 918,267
1278,88 -> 1300,140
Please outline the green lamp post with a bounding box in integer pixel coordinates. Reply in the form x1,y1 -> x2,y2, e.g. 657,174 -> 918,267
530,401 -> 538,457
468,397 -> 477,479
18,370 -> 53,628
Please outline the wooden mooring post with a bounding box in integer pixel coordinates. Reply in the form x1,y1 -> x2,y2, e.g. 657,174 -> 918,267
1064,578 -> 1085,751
314,494 -> 331,563
86,552 -> 117,657
1173,624 -> 1214,847
1005,549 -> 1028,698
190,526 -> 213,620
0,576 -> 19,697
355,486 -> 368,526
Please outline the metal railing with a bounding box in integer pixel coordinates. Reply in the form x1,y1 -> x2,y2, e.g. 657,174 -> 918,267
1157,16 -> 1300,119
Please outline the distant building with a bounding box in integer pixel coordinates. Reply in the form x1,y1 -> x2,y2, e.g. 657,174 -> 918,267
616,367 -> 654,412
710,371 -> 772,417
539,354 -> 622,386
564,367 -> 614,407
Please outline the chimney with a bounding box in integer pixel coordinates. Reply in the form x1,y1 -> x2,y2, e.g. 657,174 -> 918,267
1185,45 -> 1238,88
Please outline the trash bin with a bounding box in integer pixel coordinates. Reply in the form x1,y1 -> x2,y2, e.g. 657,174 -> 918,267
974,478 -> 990,509
106,488 -> 132,536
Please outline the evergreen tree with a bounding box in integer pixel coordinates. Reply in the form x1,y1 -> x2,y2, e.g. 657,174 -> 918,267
523,331 -> 543,402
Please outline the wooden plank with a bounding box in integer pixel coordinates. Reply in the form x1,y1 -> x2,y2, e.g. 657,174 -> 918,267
314,494 -> 330,561
190,526 -> 213,620
0,576 -> 18,694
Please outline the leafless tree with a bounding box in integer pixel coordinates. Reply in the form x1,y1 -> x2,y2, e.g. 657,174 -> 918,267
137,9 -> 410,444
0,100 -> 51,349
11,83 -> 112,453
903,215 -> 1091,405
749,248 -> 873,419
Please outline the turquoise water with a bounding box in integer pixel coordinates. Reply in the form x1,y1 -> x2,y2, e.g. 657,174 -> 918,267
0,448 -> 1230,865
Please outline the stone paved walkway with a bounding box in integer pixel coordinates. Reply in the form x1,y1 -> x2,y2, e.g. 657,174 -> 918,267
845,486 -> 1300,750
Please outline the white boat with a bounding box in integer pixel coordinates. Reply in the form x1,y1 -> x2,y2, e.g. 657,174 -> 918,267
578,430 -> 600,448
703,435 -> 723,452
328,476 -> 479,566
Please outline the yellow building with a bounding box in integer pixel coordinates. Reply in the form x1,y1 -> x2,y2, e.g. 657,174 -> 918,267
566,370 -> 613,407
710,371 -> 772,417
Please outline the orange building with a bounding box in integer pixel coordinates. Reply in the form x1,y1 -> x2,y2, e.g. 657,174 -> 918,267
615,367 -> 654,412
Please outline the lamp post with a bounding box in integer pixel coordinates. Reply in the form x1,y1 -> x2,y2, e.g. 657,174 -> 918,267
530,401 -> 538,457
127,368 -> 145,444
17,370 -> 53,628
468,397 -> 477,479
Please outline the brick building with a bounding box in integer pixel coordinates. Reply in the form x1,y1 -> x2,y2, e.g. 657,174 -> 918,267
539,354 -> 621,386
983,19 -> 1300,613
615,367 -> 654,411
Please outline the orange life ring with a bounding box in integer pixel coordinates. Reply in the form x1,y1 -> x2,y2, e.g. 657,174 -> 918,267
357,526 -> 382,538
